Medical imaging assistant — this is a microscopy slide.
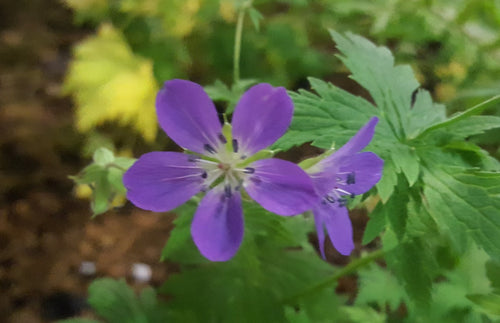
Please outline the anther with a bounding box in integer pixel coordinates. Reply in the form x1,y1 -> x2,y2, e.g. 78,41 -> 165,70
218,133 -> 227,144
204,144 -> 216,154
224,185 -> 232,198
232,139 -> 239,153
243,167 -> 255,174
337,198 -> 348,207
187,155 -> 199,162
346,172 -> 356,185
201,171 -> 208,179
325,195 -> 336,203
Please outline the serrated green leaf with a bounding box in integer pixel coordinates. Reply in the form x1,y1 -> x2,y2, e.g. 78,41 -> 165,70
362,201 -> 385,245
383,231 -> 433,309
391,144 -> 420,186
384,175 -> 409,241
356,264 -> 406,311
376,157 -> 397,203
416,94 -> 500,139
329,30 -> 420,139
87,278 -> 169,323
422,166 -> 500,262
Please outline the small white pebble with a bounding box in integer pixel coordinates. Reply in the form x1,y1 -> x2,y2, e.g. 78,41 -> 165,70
131,263 -> 152,283
79,261 -> 96,276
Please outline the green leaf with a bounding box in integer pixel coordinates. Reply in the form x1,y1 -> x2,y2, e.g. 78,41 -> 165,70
93,147 -> 115,166
467,294 -> 500,315
64,24 -> 159,142
375,157 -> 397,203
375,174 -> 410,242
160,200 -> 208,264
383,230 -> 434,309
87,278 -> 169,323
362,201 -> 386,245
356,264 -> 406,311
72,148 -> 136,216
329,30 -> 421,139
248,7 -> 264,32
340,306 -> 387,323
422,167 -> 500,262
390,144 -> 420,186
415,94 -> 500,139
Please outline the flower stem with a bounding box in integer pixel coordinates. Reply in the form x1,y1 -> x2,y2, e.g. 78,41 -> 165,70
283,248 -> 385,304
233,4 -> 247,84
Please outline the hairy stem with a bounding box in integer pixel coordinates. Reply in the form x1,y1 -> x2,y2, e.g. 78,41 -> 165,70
283,248 -> 385,304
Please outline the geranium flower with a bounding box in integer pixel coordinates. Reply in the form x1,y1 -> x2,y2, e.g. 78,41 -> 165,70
124,79 -> 318,261
306,117 -> 383,258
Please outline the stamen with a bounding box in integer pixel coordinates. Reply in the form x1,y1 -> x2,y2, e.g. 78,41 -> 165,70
346,172 -> 356,185
218,133 -> 227,144
335,187 -> 355,198
224,185 -> 232,198
187,155 -> 199,162
325,195 -> 336,203
243,167 -> 255,174
201,171 -> 208,179
204,144 -> 217,154
337,198 -> 348,207
232,139 -> 239,153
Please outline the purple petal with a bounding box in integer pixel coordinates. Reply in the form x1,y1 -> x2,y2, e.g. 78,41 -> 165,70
156,79 -> 223,154
191,187 -> 244,261
312,151 -> 384,197
313,210 -> 327,259
123,152 -> 204,212
232,84 -> 293,155
334,117 -> 379,157
319,117 -> 379,171
244,158 -> 318,216
313,202 -> 354,256
337,152 -> 384,195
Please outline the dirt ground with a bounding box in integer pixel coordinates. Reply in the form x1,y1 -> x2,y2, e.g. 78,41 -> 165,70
0,1 -> 370,321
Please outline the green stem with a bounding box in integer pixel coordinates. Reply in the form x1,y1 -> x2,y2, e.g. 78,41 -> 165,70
283,249 -> 385,304
233,4 -> 246,84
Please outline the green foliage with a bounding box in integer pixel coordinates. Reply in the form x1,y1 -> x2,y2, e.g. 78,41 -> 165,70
161,201 -> 341,323
356,264 -> 406,312
71,148 -> 135,216
59,278 -> 169,323
274,30 -> 500,313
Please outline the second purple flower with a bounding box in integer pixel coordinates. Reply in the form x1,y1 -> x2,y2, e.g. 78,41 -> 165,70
124,79 -> 318,261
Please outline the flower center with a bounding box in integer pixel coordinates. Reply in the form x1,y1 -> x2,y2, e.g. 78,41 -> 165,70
322,171 -> 356,207
190,138 -> 255,195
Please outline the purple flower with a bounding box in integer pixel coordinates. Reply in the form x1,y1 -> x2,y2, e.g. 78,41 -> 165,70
123,79 -> 318,261
306,117 -> 383,258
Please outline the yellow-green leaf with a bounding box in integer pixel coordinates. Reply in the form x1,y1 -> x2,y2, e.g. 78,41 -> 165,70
64,24 -> 158,142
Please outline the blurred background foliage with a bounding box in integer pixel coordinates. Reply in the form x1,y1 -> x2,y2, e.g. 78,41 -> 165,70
62,0 -> 500,156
